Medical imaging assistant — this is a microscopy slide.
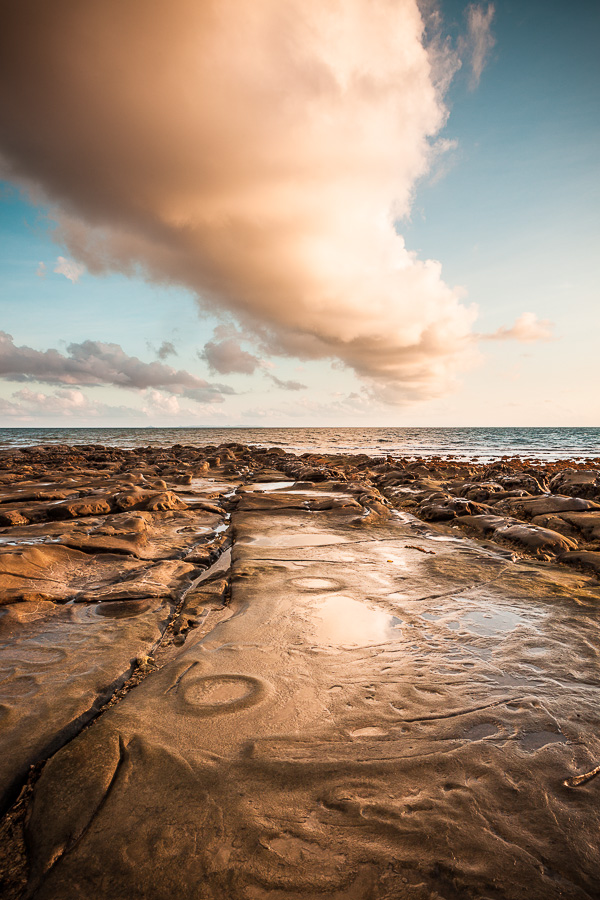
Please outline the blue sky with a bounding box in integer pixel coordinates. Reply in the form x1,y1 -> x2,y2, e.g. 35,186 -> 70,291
0,0 -> 598,426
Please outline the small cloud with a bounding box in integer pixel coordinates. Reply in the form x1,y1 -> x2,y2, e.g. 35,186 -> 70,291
266,373 -> 307,391
54,256 -> 85,283
460,4 -> 496,90
199,336 -> 263,375
36,261 -> 46,278
480,312 -> 555,343
157,340 -> 177,360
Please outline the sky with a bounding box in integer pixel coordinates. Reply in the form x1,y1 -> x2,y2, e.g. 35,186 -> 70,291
0,0 -> 598,428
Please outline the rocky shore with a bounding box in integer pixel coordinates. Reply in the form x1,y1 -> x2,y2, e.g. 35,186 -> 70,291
1,442 -> 599,899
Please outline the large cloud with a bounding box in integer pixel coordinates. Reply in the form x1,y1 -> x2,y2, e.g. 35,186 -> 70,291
0,331 -> 232,402
0,0 -> 489,401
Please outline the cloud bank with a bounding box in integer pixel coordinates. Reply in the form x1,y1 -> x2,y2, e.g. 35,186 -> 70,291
0,0 -> 496,401
0,332 -> 231,402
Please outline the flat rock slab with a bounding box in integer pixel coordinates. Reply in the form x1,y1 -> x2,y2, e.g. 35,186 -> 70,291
77,558 -> 198,602
0,545 -> 146,604
24,483 -> 600,900
0,597 -> 169,814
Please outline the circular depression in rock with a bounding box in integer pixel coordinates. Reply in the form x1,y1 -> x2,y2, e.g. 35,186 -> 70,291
180,674 -> 267,716
2,646 -> 66,666
288,576 -> 345,592
94,599 -> 153,619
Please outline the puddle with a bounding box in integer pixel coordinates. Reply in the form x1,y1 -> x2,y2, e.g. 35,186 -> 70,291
243,482 -> 296,492
430,607 -> 528,638
289,576 -> 345,592
92,599 -> 153,619
187,677 -> 251,705
196,547 -> 231,581
213,522 -> 230,536
519,730 -> 568,751
180,673 -> 266,715
313,595 -> 403,647
176,525 -> 213,535
240,531 -> 349,548
463,723 -> 499,741
189,479 -> 237,492
350,726 -> 387,738
0,536 -> 56,546
460,608 -> 526,637
526,646 -> 548,658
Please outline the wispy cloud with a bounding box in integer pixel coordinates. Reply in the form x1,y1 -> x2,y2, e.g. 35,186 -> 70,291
461,3 -> 496,90
53,255 -> 85,283
266,373 -> 307,391
480,312 -> 555,343
36,261 -> 46,278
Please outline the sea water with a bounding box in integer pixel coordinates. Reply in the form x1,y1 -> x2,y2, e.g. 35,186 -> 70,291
0,426 -> 598,460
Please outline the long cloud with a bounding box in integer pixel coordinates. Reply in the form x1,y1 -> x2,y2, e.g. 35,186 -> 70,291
0,332 -> 232,402
0,0 -> 497,402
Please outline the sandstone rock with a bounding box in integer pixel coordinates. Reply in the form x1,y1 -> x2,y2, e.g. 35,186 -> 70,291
497,474 -> 547,494
455,514 -> 517,536
558,511 -> 600,541
513,494 -> 600,517
0,509 -> 29,526
0,544 -> 148,604
21,478 -> 600,900
418,497 -> 489,522
0,599 -> 168,815
494,523 -> 578,557
456,482 -> 503,502
530,514 -> 580,538
549,469 -> 600,501
113,489 -> 188,512
47,496 -> 113,520
559,550 -> 600,576
78,559 -> 198,603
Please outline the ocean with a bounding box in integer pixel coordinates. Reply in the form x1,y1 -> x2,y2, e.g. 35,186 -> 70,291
0,426 -> 598,461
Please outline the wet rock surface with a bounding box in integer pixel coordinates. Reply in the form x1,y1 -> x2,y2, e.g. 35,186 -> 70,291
0,443 -> 599,899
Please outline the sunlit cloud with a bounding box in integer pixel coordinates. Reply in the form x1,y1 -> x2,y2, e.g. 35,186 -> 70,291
0,0 -> 487,402
142,389 -> 182,417
481,312 -> 555,343
200,335 -> 264,376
